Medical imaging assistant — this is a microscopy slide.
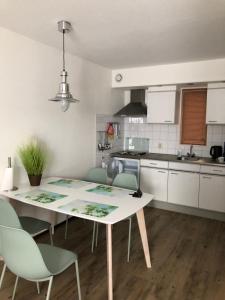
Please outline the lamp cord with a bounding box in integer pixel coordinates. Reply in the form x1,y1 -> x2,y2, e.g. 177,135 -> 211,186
62,29 -> 65,71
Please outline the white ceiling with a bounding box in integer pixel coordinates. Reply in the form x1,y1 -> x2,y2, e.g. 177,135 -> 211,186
0,0 -> 225,69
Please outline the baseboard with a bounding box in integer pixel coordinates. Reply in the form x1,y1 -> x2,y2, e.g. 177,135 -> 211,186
148,200 -> 225,222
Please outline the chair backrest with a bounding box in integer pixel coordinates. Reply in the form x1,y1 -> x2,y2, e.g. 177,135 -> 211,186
0,198 -> 21,256
86,168 -> 107,184
0,225 -> 51,280
0,198 -> 21,228
112,173 -> 138,191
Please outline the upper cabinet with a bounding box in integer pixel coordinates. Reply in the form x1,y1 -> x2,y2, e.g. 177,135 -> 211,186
206,83 -> 225,124
146,85 -> 178,124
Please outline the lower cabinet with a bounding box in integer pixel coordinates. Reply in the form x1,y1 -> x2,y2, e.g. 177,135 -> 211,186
168,171 -> 199,207
199,174 -> 225,213
140,167 -> 168,202
140,160 -> 225,212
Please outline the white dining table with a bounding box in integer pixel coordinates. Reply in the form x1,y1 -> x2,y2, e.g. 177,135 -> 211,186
0,177 -> 154,300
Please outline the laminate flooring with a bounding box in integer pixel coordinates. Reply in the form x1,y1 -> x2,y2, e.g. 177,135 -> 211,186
0,207 -> 225,300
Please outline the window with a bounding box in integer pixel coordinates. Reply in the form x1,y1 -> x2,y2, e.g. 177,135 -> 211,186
181,89 -> 207,145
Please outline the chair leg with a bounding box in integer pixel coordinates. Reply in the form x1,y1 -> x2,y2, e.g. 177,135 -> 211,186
65,215 -> 69,240
95,223 -> 99,247
49,226 -> 53,246
127,218 -> 132,262
12,276 -> 19,300
91,222 -> 96,253
75,260 -> 82,300
46,277 -> 53,300
36,281 -> 40,294
0,263 -> 6,289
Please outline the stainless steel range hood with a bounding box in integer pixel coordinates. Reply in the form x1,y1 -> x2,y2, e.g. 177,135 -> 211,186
114,89 -> 147,117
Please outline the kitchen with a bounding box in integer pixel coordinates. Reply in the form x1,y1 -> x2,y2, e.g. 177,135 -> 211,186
96,84 -> 225,220
0,1 -> 225,300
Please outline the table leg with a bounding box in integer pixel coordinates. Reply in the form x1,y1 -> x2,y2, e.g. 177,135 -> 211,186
106,224 -> 113,300
50,211 -> 57,234
136,208 -> 151,268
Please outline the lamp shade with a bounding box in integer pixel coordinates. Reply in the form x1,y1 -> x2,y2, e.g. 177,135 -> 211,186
49,70 -> 79,111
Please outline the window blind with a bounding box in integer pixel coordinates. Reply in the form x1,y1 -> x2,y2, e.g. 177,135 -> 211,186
181,89 -> 207,145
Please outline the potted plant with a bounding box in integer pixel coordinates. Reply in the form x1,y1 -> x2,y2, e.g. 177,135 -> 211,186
18,138 -> 47,186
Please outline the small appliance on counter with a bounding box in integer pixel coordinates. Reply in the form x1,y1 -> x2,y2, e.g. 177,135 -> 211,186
210,146 -> 223,160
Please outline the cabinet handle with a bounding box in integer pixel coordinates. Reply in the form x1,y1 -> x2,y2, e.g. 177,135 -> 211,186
149,163 -> 157,166
213,169 -> 223,172
170,172 -> 179,175
164,120 -> 172,123
203,176 -> 212,179
208,120 -> 217,123
158,170 -> 166,173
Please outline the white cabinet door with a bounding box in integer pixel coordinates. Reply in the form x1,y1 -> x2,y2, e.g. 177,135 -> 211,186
168,171 -> 199,207
140,167 -> 168,202
206,84 -> 225,124
147,91 -> 176,124
199,174 -> 225,212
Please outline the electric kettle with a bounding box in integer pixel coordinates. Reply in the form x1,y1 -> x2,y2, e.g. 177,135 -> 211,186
210,146 -> 222,159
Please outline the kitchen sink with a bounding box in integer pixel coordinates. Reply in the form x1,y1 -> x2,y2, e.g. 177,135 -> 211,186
177,156 -> 201,162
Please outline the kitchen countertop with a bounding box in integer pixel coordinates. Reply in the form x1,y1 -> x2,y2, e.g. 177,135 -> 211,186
110,152 -> 225,167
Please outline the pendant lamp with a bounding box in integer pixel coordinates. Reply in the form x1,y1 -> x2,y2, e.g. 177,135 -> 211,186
49,20 -> 79,112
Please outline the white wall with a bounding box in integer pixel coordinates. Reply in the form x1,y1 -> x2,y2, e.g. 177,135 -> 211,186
112,58 -> 225,88
0,26 -> 124,185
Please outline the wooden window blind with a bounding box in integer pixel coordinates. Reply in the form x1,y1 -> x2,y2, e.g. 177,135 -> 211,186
181,89 -> 207,145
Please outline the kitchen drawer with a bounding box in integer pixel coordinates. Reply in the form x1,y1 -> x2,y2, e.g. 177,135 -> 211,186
200,165 -> 225,176
140,159 -> 168,169
169,162 -> 200,172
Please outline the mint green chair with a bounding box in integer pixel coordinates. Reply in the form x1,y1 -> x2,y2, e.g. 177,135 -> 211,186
112,173 -> 138,262
65,168 -> 107,245
86,168 -> 107,252
112,173 -> 138,190
85,168 -> 107,184
93,173 -> 138,262
113,173 -> 138,262
0,198 -> 53,289
0,225 -> 81,300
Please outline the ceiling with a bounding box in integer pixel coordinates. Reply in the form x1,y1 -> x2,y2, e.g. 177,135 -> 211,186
0,0 -> 225,69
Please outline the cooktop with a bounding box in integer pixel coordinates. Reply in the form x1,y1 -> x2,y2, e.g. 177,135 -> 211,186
112,150 -> 147,157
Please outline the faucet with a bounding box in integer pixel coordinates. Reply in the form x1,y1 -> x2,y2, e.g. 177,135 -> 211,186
187,145 -> 195,157
190,145 -> 193,156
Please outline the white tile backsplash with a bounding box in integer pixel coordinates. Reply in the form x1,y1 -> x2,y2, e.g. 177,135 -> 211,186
96,115 -> 225,164
123,119 -> 225,157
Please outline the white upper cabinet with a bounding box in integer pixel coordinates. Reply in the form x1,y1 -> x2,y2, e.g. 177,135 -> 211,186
206,83 -> 225,124
147,85 -> 177,124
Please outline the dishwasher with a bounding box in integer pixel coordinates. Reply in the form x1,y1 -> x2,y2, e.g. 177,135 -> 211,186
107,157 -> 140,185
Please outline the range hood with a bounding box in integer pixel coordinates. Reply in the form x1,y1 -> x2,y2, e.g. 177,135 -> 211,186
114,89 -> 147,117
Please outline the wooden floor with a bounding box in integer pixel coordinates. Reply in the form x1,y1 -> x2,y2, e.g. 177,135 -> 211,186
0,207 -> 225,300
